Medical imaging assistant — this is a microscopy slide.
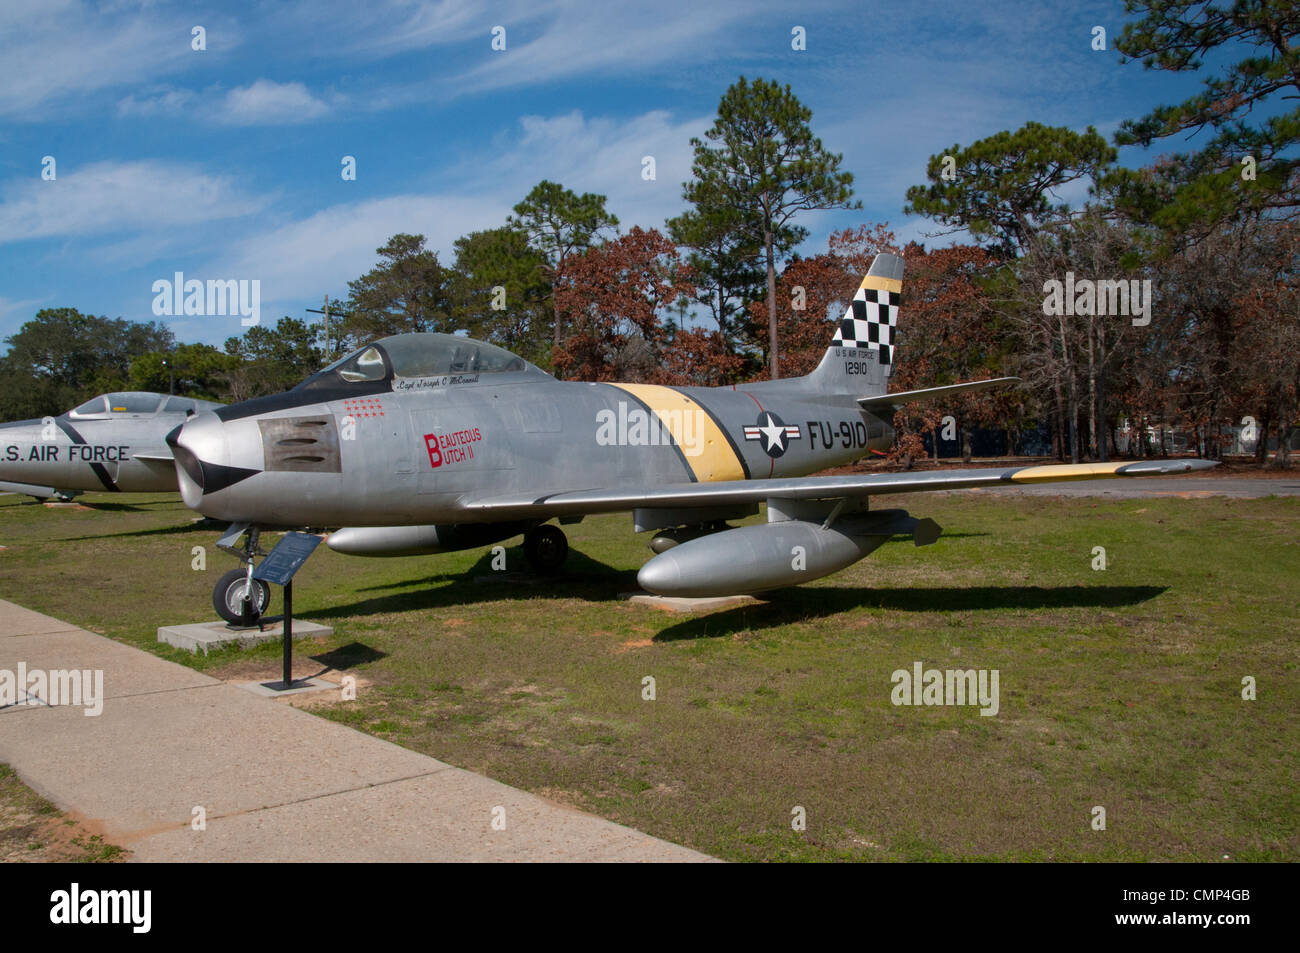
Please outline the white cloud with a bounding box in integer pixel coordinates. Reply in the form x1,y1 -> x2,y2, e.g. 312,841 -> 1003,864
0,161 -> 266,243
213,194 -> 512,304
455,1 -> 778,94
0,295 -> 48,326
210,108 -> 713,307
291,0 -> 489,56
116,88 -> 197,118
1048,176 -> 1100,211
215,80 -> 332,125
890,216 -> 971,251
116,80 -> 334,125
0,2 -> 233,118
276,0 -> 794,105
477,109 -> 711,231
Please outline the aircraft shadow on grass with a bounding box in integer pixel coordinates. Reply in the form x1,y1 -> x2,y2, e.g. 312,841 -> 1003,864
59,518 -> 224,541
335,531 -> 992,597
651,584 -> 1168,642
81,499 -> 178,510
54,499 -> 177,512
301,548 -> 640,620
2,498 -> 160,513
299,546 -> 1167,641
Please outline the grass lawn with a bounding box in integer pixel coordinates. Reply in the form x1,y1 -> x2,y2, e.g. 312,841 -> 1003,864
1,488 -> 1296,861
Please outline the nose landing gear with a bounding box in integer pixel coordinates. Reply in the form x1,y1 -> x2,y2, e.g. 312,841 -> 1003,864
212,569 -> 272,625
212,523 -> 272,625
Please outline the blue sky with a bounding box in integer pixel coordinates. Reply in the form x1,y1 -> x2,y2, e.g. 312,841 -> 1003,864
0,0 -> 1203,350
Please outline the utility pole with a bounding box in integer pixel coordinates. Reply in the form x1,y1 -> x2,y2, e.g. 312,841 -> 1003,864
307,296 -> 352,359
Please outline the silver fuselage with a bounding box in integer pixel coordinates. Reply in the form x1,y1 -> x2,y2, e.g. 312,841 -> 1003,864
170,354 -> 893,527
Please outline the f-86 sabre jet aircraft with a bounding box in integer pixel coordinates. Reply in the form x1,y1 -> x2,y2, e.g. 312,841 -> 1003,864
168,253 -> 1213,623
0,392 -> 221,501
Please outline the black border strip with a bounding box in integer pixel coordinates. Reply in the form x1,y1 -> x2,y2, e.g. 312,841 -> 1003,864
600,384 -> 697,484
667,387 -> 751,481
54,418 -> 119,492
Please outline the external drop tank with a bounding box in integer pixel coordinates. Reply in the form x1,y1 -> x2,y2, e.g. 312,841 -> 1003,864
637,508 -> 941,598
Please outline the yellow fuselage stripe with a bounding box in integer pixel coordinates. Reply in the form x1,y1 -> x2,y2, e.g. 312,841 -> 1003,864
607,383 -> 747,483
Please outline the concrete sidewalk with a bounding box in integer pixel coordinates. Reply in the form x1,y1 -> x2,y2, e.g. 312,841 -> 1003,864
0,600 -> 713,862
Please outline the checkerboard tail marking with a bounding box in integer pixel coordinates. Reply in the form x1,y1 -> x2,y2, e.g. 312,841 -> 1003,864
831,258 -> 903,365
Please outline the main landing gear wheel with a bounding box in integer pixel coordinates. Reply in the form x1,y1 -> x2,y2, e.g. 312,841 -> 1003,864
523,525 -> 568,573
213,568 -> 271,625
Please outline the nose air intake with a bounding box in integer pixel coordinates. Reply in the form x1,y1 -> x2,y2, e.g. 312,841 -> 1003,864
167,417 -> 260,507
165,425 -> 204,492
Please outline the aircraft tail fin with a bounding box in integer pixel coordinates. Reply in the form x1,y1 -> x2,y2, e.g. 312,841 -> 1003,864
801,254 -> 1020,408
804,252 -> 903,394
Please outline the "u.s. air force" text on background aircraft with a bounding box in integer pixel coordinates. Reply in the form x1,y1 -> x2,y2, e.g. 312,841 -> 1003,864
166,254 -> 1214,622
0,392 -> 221,501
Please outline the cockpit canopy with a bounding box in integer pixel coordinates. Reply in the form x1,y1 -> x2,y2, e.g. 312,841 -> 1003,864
67,392 -> 220,419
299,332 -> 536,390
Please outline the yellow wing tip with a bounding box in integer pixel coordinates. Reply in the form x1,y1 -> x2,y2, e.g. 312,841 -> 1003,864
1010,462 -> 1127,483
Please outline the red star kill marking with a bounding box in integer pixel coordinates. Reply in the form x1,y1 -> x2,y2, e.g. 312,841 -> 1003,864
342,398 -> 385,423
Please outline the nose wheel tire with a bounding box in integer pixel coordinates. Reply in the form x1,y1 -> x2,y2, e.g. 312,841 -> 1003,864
523,525 -> 568,573
213,568 -> 271,625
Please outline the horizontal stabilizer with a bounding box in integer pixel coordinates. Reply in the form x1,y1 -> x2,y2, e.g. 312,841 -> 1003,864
132,453 -> 174,463
857,377 -> 1020,416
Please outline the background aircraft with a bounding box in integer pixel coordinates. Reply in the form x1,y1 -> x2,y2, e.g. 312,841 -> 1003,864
167,254 -> 1213,622
0,392 -> 221,501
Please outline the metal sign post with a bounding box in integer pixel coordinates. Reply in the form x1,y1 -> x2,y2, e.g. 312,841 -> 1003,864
282,580 -> 293,688
252,532 -> 323,691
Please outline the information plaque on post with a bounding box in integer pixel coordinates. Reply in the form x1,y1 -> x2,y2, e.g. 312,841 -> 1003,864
252,532 -> 323,690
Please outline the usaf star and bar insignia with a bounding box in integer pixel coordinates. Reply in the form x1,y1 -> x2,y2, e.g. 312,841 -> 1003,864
743,411 -> 801,458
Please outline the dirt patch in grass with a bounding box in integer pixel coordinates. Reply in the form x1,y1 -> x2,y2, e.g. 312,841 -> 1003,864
0,764 -> 127,862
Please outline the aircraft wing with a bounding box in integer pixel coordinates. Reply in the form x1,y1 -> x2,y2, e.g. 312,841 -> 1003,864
0,480 -> 69,499
132,453 -> 174,463
459,459 -> 1218,521
856,377 -> 1021,417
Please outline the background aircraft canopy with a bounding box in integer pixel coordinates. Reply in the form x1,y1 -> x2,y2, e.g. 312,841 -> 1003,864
67,392 -> 214,418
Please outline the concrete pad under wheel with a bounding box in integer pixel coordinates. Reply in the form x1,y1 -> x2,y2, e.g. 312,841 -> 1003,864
157,619 -> 334,654
623,592 -> 759,612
